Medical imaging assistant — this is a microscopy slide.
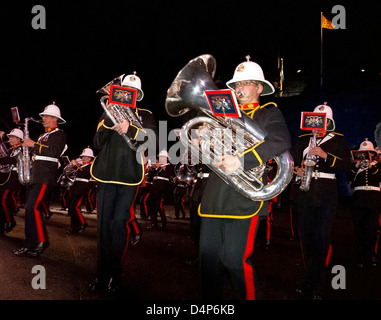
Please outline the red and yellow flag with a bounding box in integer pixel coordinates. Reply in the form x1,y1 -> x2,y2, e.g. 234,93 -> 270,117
321,14 -> 335,29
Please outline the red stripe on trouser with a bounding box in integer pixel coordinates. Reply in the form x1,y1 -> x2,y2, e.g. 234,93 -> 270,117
325,244 -> 332,267
75,196 -> 85,224
2,190 -> 11,223
34,184 -> 47,243
143,193 -> 149,216
243,215 -> 259,300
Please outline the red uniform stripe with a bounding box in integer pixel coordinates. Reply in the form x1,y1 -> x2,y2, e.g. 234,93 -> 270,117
243,215 -> 259,300
75,195 -> 85,224
34,184 -> 47,243
2,190 -> 11,223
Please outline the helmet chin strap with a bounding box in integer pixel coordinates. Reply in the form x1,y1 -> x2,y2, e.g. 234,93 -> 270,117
237,86 -> 259,104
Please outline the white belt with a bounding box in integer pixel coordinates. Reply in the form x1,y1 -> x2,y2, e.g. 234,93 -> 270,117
311,171 -> 336,180
33,155 -> 59,163
75,178 -> 89,183
354,186 -> 381,192
153,176 -> 169,181
197,173 -> 209,178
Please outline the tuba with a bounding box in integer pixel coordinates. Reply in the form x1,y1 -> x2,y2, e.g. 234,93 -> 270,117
165,54 -> 294,201
96,74 -> 144,151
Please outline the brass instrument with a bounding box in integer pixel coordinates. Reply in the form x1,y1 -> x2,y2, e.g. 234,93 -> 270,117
165,54 -> 294,201
299,130 -> 318,192
96,74 -> 144,151
58,161 -> 80,188
0,135 -> 11,173
15,118 -> 33,185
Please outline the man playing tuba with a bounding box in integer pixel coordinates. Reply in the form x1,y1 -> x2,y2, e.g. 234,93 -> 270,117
198,56 -> 291,300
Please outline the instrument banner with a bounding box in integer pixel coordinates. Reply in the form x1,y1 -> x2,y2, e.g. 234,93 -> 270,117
109,85 -> 137,108
351,150 -> 370,162
205,90 -> 241,118
300,112 -> 327,131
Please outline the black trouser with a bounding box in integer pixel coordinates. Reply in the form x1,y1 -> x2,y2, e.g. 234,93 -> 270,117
96,183 -> 137,284
24,183 -> 52,249
352,206 -> 380,264
297,203 -> 336,295
199,215 -> 260,300
147,191 -> 167,227
68,193 -> 86,230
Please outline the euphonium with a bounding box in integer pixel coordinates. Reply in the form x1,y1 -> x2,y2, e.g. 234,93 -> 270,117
165,54 -> 294,201
96,74 -> 144,151
299,130 -> 317,192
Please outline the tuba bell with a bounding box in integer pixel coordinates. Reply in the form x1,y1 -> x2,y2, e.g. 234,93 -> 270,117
165,54 -> 294,201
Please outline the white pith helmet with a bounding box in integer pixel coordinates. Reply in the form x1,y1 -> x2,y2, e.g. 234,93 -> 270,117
80,147 -> 94,158
121,71 -> 144,101
39,102 -> 66,124
158,149 -> 170,159
359,138 -> 376,153
226,55 -> 275,96
313,102 -> 335,131
7,128 -> 24,140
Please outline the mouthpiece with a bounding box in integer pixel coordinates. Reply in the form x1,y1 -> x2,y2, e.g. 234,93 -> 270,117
237,90 -> 244,98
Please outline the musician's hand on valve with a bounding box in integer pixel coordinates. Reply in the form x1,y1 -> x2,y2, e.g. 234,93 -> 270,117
112,120 -> 130,135
215,155 -> 242,174
309,146 -> 327,159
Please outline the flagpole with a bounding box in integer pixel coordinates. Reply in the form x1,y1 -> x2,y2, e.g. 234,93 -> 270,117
320,12 -> 323,87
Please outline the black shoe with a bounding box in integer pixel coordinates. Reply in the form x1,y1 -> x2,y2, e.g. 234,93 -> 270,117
29,242 -> 49,256
147,224 -> 158,229
130,233 -> 142,246
78,222 -> 88,233
14,247 -> 32,256
4,221 -> 16,234
107,277 -> 121,294
89,278 -> 106,292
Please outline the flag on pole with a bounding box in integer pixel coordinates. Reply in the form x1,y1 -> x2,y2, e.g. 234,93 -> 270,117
321,14 -> 335,29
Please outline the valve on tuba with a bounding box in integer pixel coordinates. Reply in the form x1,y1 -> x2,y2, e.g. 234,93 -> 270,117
165,54 -> 294,201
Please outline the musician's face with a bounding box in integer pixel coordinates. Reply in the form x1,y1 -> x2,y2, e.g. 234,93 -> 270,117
41,115 -> 58,128
234,81 -> 262,104
8,136 -> 21,146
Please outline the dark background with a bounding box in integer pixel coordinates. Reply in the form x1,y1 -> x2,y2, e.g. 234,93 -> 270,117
0,0 -> 380,159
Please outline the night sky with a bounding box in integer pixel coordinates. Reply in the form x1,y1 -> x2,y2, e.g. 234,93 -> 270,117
1,1 -> 380,159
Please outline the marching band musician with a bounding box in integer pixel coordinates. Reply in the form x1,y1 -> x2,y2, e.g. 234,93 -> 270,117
0,129 -> 24,234
66,147 -> 95,234
293,103 -> 351,299
90,72 -> 158,294
14,103 -> 67,257
350,139 -> 381,268
198,57 -> 291,300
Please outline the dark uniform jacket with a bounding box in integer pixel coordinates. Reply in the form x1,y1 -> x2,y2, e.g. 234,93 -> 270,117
70,161 -> 92,195
200,102 -> 291,218
91,107 -> 158,185
149,163 -> 175,194
294,131 -> 351,206
350,161 -> 381,208
30,128 -> 67,186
